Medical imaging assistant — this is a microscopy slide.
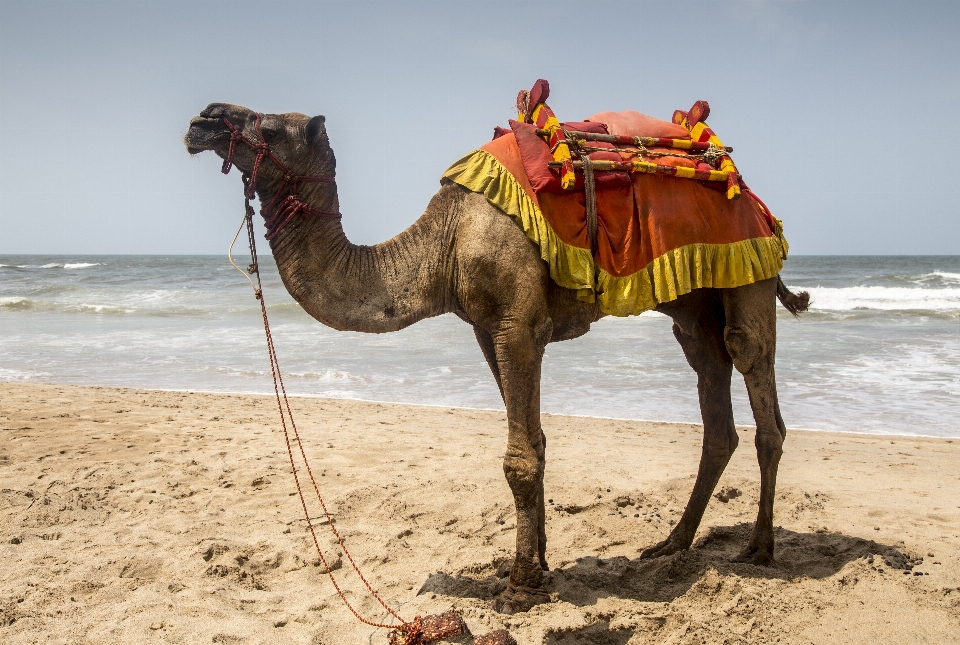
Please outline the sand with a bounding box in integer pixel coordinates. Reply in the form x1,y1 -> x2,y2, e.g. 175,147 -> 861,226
1,381 -> 959,644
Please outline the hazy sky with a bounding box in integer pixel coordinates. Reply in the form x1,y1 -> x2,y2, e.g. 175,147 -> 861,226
1,0 -> 958,255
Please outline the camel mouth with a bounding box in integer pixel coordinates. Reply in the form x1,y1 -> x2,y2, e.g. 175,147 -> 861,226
184,116 -> 227,155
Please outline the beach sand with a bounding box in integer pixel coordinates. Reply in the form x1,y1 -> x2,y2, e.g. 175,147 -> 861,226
1,381 -> 958,644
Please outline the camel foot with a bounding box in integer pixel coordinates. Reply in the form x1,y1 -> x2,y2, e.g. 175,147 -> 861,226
732,544 -> 775,566
492,584 -> 550,615
639,534 -> 691,560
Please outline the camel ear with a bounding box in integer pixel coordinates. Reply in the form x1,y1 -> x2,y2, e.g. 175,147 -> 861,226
306,115 -> 326,142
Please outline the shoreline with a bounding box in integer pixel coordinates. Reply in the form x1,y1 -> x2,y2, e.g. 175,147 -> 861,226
4,379 -> 957,441
2,381 -> 959,644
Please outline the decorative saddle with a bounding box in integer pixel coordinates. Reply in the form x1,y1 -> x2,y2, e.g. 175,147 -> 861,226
442,79 -> 788,316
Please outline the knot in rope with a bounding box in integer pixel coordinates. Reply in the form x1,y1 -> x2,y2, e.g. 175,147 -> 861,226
400,616 -> 423,645
247,141 -> 272,198
701,143 -> 726,167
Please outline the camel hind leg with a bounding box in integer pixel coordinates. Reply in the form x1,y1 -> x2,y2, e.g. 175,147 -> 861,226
642,291 -> 738,559
722,276 -> 784,565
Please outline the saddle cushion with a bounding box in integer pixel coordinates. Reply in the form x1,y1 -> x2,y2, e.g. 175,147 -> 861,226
585,110 -> 691,140
442,112 -> 788,316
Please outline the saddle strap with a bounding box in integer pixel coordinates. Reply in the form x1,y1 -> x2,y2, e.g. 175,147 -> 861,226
583,154 -> 599,258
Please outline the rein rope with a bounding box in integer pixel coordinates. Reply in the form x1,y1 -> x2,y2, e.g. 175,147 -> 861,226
564,131 -> 599,258
225,149 -> 429,644
221,114 -> 341,240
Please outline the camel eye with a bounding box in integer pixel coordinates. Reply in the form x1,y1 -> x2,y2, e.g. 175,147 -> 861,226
260,124 -> 282,142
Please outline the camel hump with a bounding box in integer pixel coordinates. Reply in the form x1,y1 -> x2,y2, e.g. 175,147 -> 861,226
585,110 -> 690,140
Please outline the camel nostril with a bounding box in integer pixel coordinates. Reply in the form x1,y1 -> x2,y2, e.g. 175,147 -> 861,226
200,103 -> 228,119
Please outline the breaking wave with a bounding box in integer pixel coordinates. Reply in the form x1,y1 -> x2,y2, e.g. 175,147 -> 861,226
0,297 -> 39,311
0,262 -> 100,269
790,285 -> 960,313
0,296 -> 209,316
929,271 -> 960,283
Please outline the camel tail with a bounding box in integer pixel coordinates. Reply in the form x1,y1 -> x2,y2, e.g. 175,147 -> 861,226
776,275 -> 810,317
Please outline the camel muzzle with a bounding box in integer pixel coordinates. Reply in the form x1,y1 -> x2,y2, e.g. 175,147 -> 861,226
184,116 -> 230,154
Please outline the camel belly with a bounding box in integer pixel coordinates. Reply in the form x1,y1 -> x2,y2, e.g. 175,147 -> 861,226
546,280 -> 603,342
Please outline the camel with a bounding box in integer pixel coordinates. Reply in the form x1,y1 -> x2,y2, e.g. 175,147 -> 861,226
184,103 -> 809,615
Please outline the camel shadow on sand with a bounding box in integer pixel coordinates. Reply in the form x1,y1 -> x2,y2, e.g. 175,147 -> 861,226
419,522 -> 913,611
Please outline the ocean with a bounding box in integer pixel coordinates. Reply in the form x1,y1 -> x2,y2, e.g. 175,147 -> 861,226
1,255 -> 958,437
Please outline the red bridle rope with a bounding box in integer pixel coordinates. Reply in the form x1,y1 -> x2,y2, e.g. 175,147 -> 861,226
221,114 -> 341,240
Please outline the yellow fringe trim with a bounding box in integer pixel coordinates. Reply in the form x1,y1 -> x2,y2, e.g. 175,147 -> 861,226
443,149 -> 787,317
596,237 -> 785,316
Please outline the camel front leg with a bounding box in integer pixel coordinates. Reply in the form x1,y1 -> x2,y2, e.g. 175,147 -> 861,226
475,324 -> 549,573
642,299 -> 737,559
489,320 -> 552,615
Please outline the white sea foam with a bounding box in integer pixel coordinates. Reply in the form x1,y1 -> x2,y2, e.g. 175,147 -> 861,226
1,262 -> 99,270
930,271 -> 960,283
0,366 -> 54,382
791,285 -> 960,312
67,303 -> 137,314
0,296 -> 32,309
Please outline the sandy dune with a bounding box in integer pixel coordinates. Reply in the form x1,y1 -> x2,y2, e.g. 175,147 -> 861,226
1,382 -> 959,644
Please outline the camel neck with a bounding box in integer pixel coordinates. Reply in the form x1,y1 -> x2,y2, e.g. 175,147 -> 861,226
263,183 -> 463,333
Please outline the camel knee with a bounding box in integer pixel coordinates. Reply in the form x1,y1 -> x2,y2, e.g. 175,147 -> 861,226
503,455 -> 542,498
703,429 -> 739,464
754,429 -> 784,464
724,326 -> 766,375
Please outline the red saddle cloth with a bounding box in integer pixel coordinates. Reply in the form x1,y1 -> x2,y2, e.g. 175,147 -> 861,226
483,111 -> 777,280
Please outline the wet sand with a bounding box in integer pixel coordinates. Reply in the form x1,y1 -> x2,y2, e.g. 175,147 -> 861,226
1,381 -> 959,644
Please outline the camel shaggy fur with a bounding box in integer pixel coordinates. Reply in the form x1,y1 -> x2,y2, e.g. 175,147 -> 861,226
184,103 -> 808,615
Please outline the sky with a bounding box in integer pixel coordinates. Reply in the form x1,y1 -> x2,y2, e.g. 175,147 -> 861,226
1,0 -> 958,255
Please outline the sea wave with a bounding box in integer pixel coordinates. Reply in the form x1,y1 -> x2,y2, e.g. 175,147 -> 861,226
0,296 -> 210,317
793,284 -> 960,312
66,303 -> 138,315
0,367 -> 53,382
211,365 -> 404,384
0,296 -> 38,310
930,271 -> 960,283
0,262 -> 100,269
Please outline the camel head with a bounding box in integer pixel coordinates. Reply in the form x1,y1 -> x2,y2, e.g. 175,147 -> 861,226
184,103 -> 335,198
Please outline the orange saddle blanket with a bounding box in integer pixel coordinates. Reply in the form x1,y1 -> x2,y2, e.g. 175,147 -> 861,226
442,110 -> 789,316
